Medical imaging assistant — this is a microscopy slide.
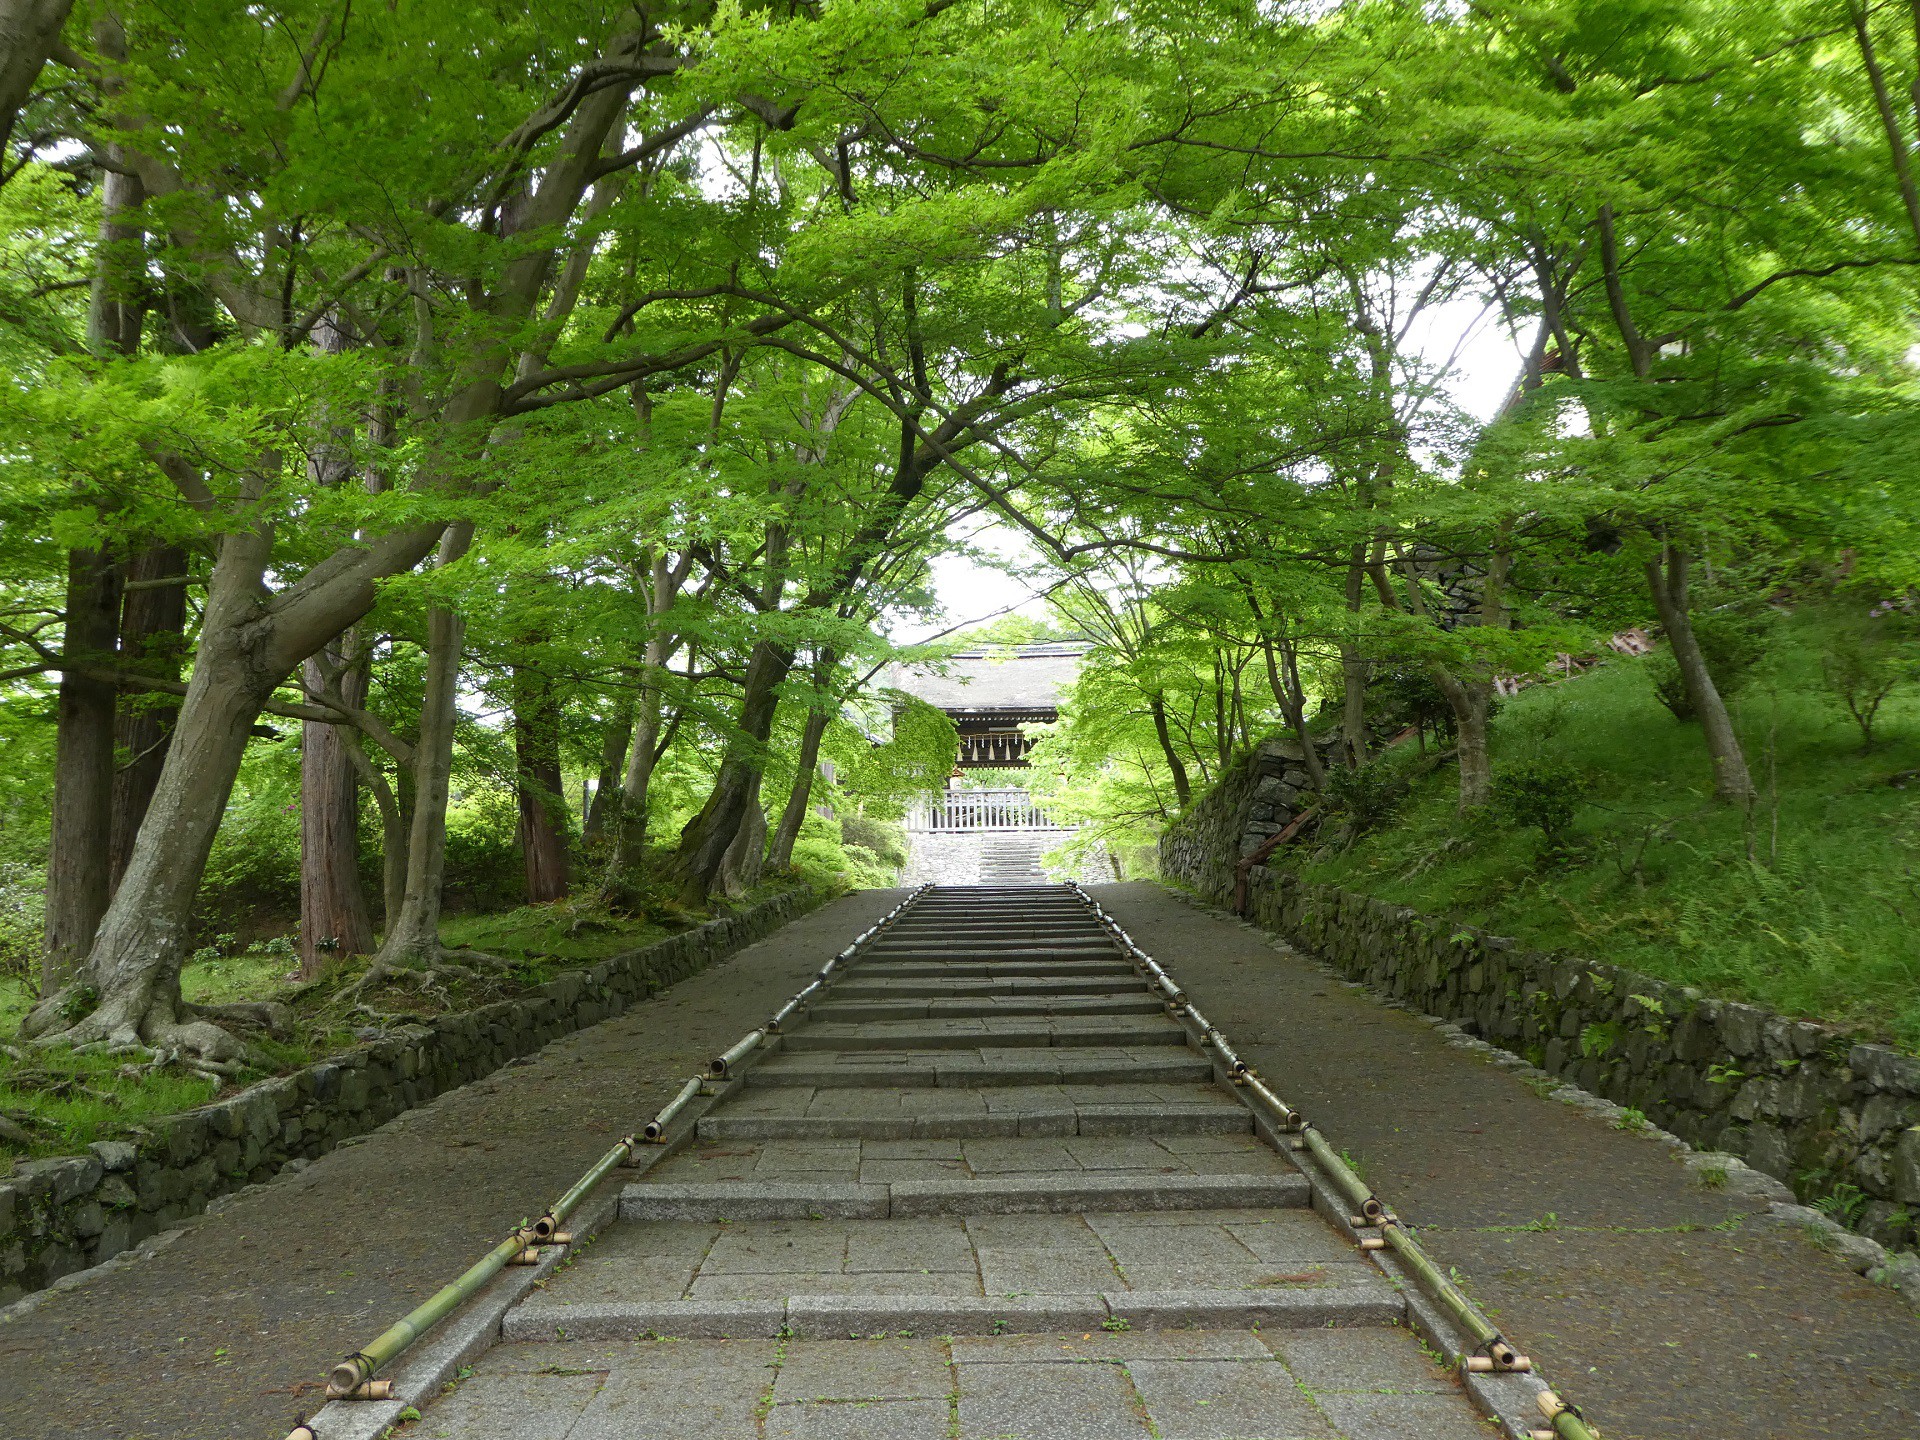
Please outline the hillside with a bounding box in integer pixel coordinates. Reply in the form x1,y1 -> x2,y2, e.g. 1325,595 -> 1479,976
1292,611 -> 1920,1052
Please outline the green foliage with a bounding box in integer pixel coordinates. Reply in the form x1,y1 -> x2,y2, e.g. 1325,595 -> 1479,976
1492,756 -> 1594,844
1295,613 -> 1920,1050
1817,600 -> 1920,753
1647,612 -> 1772,723
1322,763 -> 1403,837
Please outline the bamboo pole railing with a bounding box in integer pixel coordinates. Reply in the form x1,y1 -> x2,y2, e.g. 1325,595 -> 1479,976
1065,883 -> 1601,1440
301,884 -> 933,1429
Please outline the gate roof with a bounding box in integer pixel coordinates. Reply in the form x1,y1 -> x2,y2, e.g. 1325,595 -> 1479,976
887,643 -> 1088,716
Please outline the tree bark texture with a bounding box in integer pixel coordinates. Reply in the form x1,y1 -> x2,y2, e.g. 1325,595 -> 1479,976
109,544 -> 189,893
602,553 -> 687,899
716,775 -> 767,899
299,642 -> 375,977
1147,691 -> 1192,808
375,529 -> 471,968
672,638 -> 794,906
582,696 -> 633,842
0,0 -> 74,163
512,664 -> 570,903
764,664 -> 833,867
42,544 -> 123,993
1646,545 -> 1756,805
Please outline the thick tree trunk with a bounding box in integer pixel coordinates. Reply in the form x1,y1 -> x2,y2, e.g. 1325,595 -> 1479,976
1646,545 -> 1756,805
109,545 -> 188,894
716,777 -> 767,899
299,644 -> 375,976
512,665 -> 570,903
768,703 -> 832,872
1146,691 -> 1192,808
672,638 -> 795,907
23,534 -> 286,1059
42,544 -> 122,994
0,0 -> 74,163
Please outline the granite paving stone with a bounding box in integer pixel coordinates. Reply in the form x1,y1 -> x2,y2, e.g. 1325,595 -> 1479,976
1264,1329 -> 1459,1395
771,1337 -> 953,1401
1127,1357 -> 1337,1439
955,1360 -> 1151,1440
764,1398 -> 953,1439
393,887 -> 1506,1440
1313,1392 -> 1502,1439
565,1345 -> 774,1440
406,1371 -> 605,1440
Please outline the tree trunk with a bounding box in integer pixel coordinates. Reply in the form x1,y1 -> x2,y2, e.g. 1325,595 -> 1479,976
601,553 -> 686,903
374,539 -> 469,968
1146,691 -> 1192,808
716,776 -> 767,899
1260,634 -> 1328,792
23,533 -> 287,1059
0,0 -> 74,164
582,695 -> 633,843
512,664 -> 570,903
109,545 -> 188,894
299,642 -> 375,977
1338,543 -> 1371,767
768,690 -> 833,873
672,638 -> 795,907
1646,545 -> 1756,805
41,544 -> 122,994
1431,672 -> 1494,810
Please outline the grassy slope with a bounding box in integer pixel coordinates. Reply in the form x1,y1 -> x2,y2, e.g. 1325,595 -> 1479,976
1297,614 -> 1920,1052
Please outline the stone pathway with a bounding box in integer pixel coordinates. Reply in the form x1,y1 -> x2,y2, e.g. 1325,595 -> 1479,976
404,886 -> 1499,1440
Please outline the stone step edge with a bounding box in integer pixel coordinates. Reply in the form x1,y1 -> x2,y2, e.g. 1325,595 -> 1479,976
501,1286 -> 1402,1341
699,1106 -> 1253,1141
748,1062 -> 1213,1090
782,1028 -> 1185,1053
618,1172 -> 1306,1221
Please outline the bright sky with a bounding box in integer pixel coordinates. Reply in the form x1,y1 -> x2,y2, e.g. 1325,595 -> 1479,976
887,296 -> 1527,645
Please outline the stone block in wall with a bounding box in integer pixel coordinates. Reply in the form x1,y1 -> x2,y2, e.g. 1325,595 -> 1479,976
1895,1129 -> 1920,1204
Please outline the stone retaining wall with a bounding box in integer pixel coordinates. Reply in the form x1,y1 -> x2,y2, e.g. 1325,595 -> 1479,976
1158,826 -> 1920,1252
0,886 -> 818,1305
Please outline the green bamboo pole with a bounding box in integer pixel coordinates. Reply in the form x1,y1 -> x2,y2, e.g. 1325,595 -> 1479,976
643,1076 -> 703,1141
1538,1390 -> 1602,1440
327,1226 -> 534,1397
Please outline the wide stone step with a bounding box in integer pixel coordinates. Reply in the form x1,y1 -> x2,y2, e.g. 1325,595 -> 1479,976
810,994 -> 1161,1022
829,974 -> 1144,998
857,958 -> 1135,978
784,1017 -> 1183,1051
504,1283 -> 1400,1340
619,1171 -> 1308,1221
748,1047 -> 1211,1089
701,1083 -> 1252,1139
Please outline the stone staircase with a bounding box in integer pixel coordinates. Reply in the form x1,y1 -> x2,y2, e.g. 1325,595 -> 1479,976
411,886 -> 1496,1439
975,830 -> 1053,884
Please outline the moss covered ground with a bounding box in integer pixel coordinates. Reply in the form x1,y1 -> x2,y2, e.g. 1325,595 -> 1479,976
1295,613 -> 1920,1052
0,878 -> 806,1160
